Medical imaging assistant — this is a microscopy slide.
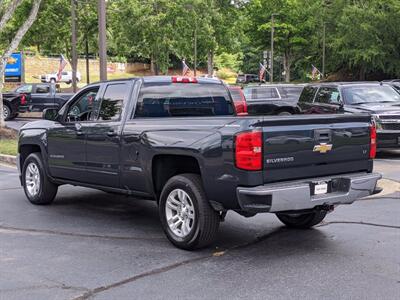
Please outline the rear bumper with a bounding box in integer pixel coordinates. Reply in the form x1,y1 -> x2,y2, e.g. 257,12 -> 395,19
236,172 -> 381,213
377,130 -> 400,149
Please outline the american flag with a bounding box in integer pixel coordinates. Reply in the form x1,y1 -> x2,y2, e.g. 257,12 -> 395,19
259,63 -> 267,82
57,54 -> 68,82
182,59 -> 191,76
311,64 -> 322,80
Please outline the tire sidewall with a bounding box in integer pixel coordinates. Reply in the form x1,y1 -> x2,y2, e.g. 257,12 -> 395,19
3,104 -> 11,121
159,177 -> 202,248
22,154 -> 45,203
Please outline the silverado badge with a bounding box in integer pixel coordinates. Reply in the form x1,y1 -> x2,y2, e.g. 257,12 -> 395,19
313,143 -> 333,154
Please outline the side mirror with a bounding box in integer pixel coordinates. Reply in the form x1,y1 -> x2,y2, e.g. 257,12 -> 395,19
42,108 -> 59,121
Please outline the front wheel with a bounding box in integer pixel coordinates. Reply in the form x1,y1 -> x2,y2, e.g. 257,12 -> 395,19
276,211 -> 327,228
159,174 -> 220,250
22,153 -> 58,205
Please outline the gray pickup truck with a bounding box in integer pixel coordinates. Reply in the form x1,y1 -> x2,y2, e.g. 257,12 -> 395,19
17,76 -> 381,249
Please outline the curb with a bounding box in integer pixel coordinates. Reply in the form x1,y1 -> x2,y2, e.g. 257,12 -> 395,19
0,154 -> 17,165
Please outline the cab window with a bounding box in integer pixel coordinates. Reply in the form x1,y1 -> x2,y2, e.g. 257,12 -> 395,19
66,87 -> 99,122
315,87 -> 340,104
299,86 -> 317,103
15,85 -> 32,93
97,83 -> 128,121
36,85 -> 50,94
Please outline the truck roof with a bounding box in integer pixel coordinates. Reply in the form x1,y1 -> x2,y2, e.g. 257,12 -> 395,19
91,76 -> 223,85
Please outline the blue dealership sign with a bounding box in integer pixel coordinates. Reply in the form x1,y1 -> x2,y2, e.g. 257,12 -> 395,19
5,52 -> 22,77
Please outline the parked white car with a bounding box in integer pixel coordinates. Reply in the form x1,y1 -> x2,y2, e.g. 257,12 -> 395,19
40,71 -> 81,84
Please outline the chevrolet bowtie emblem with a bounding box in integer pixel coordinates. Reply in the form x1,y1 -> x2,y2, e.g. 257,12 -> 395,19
313,143 -> 333,153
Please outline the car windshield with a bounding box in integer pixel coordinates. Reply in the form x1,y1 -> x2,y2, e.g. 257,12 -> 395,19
342,85 -> 400,105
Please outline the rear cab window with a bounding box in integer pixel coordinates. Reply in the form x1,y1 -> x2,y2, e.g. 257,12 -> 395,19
299,86 -> 318,103
133,82 -> 234,118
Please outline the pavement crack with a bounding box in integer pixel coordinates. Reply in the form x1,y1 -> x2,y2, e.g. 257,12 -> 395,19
317,221 -> 400,229
70,255 -> 212,300
0,225 -> 164,241
70,229 -> 285,300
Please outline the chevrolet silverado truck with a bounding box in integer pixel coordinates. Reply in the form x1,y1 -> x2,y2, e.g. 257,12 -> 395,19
17,76 -> 381,250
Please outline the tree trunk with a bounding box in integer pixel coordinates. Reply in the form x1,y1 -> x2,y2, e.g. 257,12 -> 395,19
207,50 -> 213,76
0,0 -> 42,128
0,59 -> 6,128
150,55 -> 155,74
283,54 -> 291,82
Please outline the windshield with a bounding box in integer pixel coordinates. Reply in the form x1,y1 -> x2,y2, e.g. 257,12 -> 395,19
342,85 -> 400,105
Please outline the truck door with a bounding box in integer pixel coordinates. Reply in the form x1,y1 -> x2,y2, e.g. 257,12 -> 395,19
47,86 -> 100,181
84,81 -> 132,187
30,84 -> 53,112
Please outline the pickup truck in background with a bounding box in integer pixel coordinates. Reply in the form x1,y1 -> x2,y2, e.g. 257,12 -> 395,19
41,71 -> 81,84
17,76 -> 381,250
2,83 -> 73,120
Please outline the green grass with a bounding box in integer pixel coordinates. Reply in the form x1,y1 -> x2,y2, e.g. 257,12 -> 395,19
0,139 -> 18,156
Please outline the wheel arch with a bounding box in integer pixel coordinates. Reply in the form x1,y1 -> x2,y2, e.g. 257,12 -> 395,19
151,154 -> 202,200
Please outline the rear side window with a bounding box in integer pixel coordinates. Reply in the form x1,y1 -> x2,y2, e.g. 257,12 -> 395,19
36,85 -> 50,93
299,86 -> 317,103
97,83 -> 128,121
134,83 -> 234,118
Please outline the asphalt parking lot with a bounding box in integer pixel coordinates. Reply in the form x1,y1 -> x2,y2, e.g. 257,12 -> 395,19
0,152 -> 399,300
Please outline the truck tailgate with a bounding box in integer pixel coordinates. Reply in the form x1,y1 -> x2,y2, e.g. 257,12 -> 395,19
261,114 -> 373,183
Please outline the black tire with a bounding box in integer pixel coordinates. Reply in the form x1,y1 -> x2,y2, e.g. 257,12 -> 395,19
2,103 -> 12,121
50,78 -> 56,83
22,153 -> 58,205
276,211 -> 327,229
159,174 -> 220,250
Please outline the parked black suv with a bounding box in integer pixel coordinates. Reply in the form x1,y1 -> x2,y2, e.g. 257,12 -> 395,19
298,82 -> 400,150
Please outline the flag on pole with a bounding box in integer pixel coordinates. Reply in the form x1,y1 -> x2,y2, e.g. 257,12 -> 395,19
259,63 -> 267,82
57,54 -> 68,82
311,64 -> 322,80
182,59 -> 191,76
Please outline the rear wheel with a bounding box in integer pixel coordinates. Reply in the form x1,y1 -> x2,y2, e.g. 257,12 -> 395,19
276,211 -> 327,228
159,174 -> 220,250
22,153 -> 58,205
2,103 -> 12,121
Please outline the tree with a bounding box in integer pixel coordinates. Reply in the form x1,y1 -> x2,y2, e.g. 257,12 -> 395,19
0,0 -> 42,128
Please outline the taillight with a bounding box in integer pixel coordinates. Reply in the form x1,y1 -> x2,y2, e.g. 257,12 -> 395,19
235,130 -> 262,170
20,94 -> 27,105
172,76 -> 198,83
369,124 -> 377,159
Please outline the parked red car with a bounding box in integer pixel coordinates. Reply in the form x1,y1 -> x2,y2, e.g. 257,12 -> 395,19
228,86 -> 247,115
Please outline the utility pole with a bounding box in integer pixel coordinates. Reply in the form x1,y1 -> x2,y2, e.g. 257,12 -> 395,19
71,0 -> 77,92
85,35 -> 90,84
270,13 -> 278,83
194,24 -> 197,77
322,22 -> 326,78
98,0 -> 107,81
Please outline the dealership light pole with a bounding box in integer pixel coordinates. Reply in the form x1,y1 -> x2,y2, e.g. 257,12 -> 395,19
270,13 -> 279,83
322,22 -> 326,78
98,0 -> 107,81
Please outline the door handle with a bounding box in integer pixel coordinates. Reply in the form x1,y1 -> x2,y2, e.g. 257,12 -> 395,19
107,130 -> 117,137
